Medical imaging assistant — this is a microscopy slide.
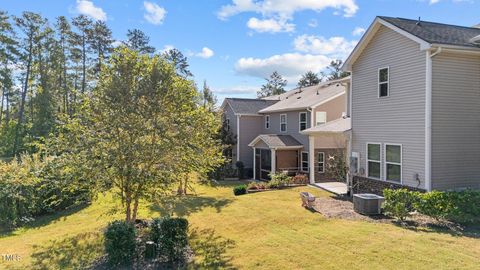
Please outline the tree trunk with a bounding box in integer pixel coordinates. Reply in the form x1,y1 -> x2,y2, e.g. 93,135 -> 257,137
81,34 -> 86,93
0,84 -> 4,126
13,35 -> 34,157
132,197 -> 139,222
125,192 -> 132,223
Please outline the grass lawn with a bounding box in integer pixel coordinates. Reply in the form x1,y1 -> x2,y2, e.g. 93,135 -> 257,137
1,181 -> 479,269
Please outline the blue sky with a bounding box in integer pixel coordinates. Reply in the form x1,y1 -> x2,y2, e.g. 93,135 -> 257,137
2,0 -> 480,102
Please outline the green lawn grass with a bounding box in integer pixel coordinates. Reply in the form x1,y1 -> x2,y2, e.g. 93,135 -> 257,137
1,181 -> 479,269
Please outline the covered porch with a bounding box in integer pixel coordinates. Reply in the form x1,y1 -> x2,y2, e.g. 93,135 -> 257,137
301,117 -> 352,187
249,135 -> 305,181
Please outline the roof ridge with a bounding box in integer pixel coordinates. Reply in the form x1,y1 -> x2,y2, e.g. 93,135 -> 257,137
379,16 -> 480,31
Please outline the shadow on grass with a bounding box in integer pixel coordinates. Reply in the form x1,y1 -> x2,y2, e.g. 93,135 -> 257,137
0,204 -> 89,238
391,219 -> 480,239
29,231 -> 104,270
189,228 -> 236,270
150,195 -> 233,218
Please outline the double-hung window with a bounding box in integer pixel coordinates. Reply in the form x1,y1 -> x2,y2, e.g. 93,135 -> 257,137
280,114 -> 287,132
316,111 -> 327,126
385,144 -> 402,183
226,118 -> 230,131
367,143 -> 381,179
317,152 -> 325,173
299,112 -> 307,131
301,152 -> 309,172
379,67 -> 389,97
265,115 -> 270,129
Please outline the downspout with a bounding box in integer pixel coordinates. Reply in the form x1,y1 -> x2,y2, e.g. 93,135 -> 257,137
307,107 -> 315,184
236,115 -> 241,162
425,47 -> 441,192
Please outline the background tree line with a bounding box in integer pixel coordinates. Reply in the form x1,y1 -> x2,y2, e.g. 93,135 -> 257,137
0,10 -> 215,159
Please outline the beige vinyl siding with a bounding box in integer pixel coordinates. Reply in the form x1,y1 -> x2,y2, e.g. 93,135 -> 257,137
238,115 -> 264,169
351,25 -> 426,188
431,52 -> 480,190
313,94 -> 346,124
264,110 -> 311,151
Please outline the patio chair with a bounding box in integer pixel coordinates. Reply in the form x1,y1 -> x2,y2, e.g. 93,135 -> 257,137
300,192 -> 316,209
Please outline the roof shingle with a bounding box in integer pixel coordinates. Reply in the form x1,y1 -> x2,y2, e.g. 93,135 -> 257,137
224,98 -> 278,115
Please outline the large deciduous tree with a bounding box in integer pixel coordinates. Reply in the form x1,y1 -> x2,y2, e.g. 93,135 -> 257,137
257,71 -> 287,98
82,47 -> 222,222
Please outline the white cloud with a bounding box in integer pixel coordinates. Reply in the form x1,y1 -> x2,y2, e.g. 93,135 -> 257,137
195,47 -> 215,59
76,0 -> 107,21
308,19 -> 318,28
235,53 -> 332,82
429,0 -> 440,4
218,0 -> 359,19
247,17 -> 294,33
213,85 -> 259,95
352,26 -> 365,36
293,35 -> 357,59
143,1 -> 166,25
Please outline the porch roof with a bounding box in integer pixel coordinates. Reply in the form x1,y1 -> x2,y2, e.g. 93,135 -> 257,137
248,134 -> 303,150
300,117 -> 351,135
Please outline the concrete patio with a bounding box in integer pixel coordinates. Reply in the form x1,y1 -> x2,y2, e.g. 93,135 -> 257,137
310,182 -> 348,195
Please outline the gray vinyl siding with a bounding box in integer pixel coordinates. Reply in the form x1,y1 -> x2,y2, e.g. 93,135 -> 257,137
263,110 -> 311,151
431,52 -> 480,190
223,104 -> 237,166
238,115 -> 264,169
351,25 -> 426,189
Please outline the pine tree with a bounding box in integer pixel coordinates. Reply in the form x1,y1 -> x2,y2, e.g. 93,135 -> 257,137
0,11 -> 18,126
88,21 -> 113,75
257,71 -> 287,98
325,60 -> 350,81
297,71 -> 321,88
72,15 -> 93,93
125,29 -> 155,54
163,48 -> 193,78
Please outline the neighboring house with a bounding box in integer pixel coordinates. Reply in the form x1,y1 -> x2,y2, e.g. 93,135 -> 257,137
245,77 -> 350,183
343,16 -> 480,194
220,98 -> 279,176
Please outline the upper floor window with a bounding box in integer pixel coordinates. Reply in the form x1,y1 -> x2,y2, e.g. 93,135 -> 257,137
385,144 -> 402,183
367,143 -> 381,179
378,67 -> 389,97
316,111 -> 327,126
299,112 -> 307,131
225,118 -> 230,131
265,115 -> 270,129
280,114 -> 287,132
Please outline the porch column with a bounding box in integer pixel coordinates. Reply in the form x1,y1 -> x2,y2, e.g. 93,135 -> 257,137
308,136 -> 315,184
271,149 -> 276,174
253,147 -> 256,180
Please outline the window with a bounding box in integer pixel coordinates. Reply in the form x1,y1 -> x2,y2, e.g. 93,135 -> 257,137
265,115 -> 270,129
280,114 -> 287,132
299,112 -> 307,131
316,111 -> 327,126
317,152 -> 325,173
367,143 -> 381,179
225,118 -> 230,131
378,67 -> 389,97
301,152 -> 309,172
385,144 -> 402,183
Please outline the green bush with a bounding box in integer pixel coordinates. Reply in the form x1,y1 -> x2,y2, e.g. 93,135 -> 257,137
233,184 -> 247,196
150,217 -> 189,262
0,154 -> 93,229
414,191 -> 451,221
383,189 -> 420,221
104,220 -> 137,266
269,172 -> 291,188
442,190 -> 480,224
235,161 -> 245,179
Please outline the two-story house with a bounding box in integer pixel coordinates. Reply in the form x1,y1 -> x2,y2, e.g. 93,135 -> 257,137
343,16 -> 480,194
222,77 -> 350,184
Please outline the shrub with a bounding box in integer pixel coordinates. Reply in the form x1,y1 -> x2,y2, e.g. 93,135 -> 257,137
235,161 -> 245,179
233,184 -> 247,196
383,189 -> 420,221
415,191 -> 451,221
150,217 -> 189,261
292,174 -> 308,184
441,190 -> 480,224
247,182 -> 258,190
104,220 -> 137,266
269,172 -> 291,188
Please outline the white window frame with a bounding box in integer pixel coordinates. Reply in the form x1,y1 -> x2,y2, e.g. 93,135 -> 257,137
280,114 -> 287,133
315,111 -> 327,126
366,142 -> 381,180
378,67 -> 389,98
301,151 -> 309,172
299,112 -> 307,131
265,115 -> 270,129
317,152 -> 325,173
384,143 -> 403,183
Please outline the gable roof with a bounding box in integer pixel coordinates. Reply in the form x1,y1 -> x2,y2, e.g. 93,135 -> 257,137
300,117 -> 351,135
258,77 -> 349,114
248,134 -> 303,149
343,16 -> 480,71
379,16 -> 480,49
221,98 -> 279,115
